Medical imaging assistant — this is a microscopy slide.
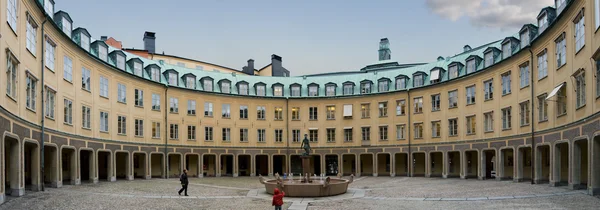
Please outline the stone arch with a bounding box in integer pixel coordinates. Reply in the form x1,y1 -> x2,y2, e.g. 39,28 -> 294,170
202,153 -> 217,177
411,152 -> 426,177
184,153 -> 200,177
42,143 -> 60,188
78,148 -> 95,183
359,153 -> 375,176
463,150 -> 479,179
481,148 -> 497,180
115,150 -> 131,180
324,154 -> 340,176
553,140 -> 570,186
498,146 -> 514,180
572,136 -> 589,189
446,150 -> 461,178
236,154 -> 251,177
515,145 -> 532,182
60,145 -> 78,185
96,149 -> 114,181
2,132 -> 22,196
167,152 -> 183,178
149,152 -> 165,178
22,138 -> 40,191
375,152 -> 391,177
394,152 -> 409,177
219,153 -> 235,177
428,151 -> 443,177
132,151 -> 149,179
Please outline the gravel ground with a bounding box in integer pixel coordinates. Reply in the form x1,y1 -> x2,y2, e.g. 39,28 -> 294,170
308,194 -> 600,210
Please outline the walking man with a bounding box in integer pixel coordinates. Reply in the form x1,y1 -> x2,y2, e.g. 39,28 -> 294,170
178,169 -> 189,196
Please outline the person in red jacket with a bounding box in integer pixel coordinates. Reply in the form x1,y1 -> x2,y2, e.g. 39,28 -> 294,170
272,188 -> 285,210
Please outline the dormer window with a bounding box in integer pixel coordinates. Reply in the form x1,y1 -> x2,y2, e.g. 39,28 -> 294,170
325,84 -> 336,96
484,52 -> 494,67
308,84 -> 319,96
429,69 -> 441,84
44,0 -> 54,17
256,83 -> 266,96
291,85 -> 301,97
395,77 -> 407,89
502,43 -> 512,58
520,30 -> 530,47
146,65 -> 161,82
62,17 -> 71,36
360,81 -> 372,94
448,65 -> 458,79
466,58 -> 476,74
168,72 -> 178,86
238,83 -> 249,95
220,80 -> 231,94
132,60 -> 143,76
378,79 -> 390,92
556,0 -> 566,14
343,82 -> 354,95
202,78 -> 213,91
92,41 -> 109,62
54,11 -> 72,37
109,52 -> 126,70
273,84 -> 283,96
538,14 -> 548,32
186,76 -> 196,89
73,28 -> 91,52
413,73 -> 424,87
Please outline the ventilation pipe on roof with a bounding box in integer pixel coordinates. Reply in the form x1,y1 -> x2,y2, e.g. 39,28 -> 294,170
100,36 -> 107,41
242,59 -> 255,75
463,45 -> 472,52
437,56 -> 445,61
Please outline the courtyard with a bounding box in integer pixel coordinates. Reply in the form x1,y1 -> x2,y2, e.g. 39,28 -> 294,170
1,176 -> 599,210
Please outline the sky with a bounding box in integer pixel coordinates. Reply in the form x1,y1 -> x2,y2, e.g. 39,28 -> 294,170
54,0 -> 553,76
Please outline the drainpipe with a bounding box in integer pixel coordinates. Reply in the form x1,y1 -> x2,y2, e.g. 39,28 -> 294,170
164,85 -> 168,178
40,17 -> 48,192
528,48 -> 535,185
406,88 -> 411,177
285,97 -> 289,174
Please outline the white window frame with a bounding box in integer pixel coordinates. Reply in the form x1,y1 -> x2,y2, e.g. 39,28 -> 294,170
520,63 -> 530,88
152,93 -> 160,110
239,83 -> 249,95
537,51 -> 548,80
170,97 -> 179,113
501,72 -> 512,95
221,82 -> 231,94
134,119 -> 144,137
63,56 -> 73,82
45,87 -> 55,119
187,100 -> 196,115
7,0 -> 18,32
100,111 -> 108,132
326,85 -> 335,96
82,106 -> 91,129
117,83 -> 127,103
64,99 -> 72,124
26,15 -> 38,54
134,89 -> 144,107
204,79 -> 213,91
273,85 -> 282,96
575,72 -> 586,108
204,102 -> 213,117
574,11 -> 585,52
26,73 -> 37,111
100,76 -> 109,98
82,67 -> 91,91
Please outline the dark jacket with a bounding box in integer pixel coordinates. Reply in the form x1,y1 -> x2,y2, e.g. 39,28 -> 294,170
180,173 -> 188,185
272,188 -> 285,206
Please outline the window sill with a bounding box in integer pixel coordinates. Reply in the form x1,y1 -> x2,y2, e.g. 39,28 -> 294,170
187,139 -> 196,141
502,92 -> 512,97
361,117 -> 370,119
538,76 -> 548,81
466,133 -> 475,136
431,109 -> 440,112
327,141 -> 336,143
118,101 -> 127,105
27,49 -> 36,58
152,109 -> 161,112
257,119 -> 266,121
82,127 -> 91,131
448,106 -> 457,109
100,131 -> 109,134
170,112 -> 179,114
309,119 -> 318,121
484,130 -> 494,133
239,118 -> 248,120
169,138 -> 179,141
396,114 -> 406,117
187,114 -> 196,117
379,115 -> 388,118
205,115 -> 213,118
222,117 -> 231,119
274,119 -> 284,121
576,104 -> 586,111
397,139 -> 406,141
45,116 -> 55,121
326,118 -> 336,121
520,85 -> 530,90
557,63 -> 566,71
240,141 -> 249,143
502,128 -> 511,131
466,103 -> 475,106
6,23 -> 17,37
448,135 -> 457,137
63,78 -> 73,84
220,140 -> 228,143
152,137 -> 161,139
135,135 -> 144,138
291,119 -> 301,121
431,136 -> 440,139
484,98 -> 493,102
82,88 -> 91,93
538,119 -> 548,123
6,94 -> 17,103
118,134 -> 127,136
520,124 -> 530,128
45,66 -> 55,73
414,138 -> 423,140
100,95 -> 109,100
275,141 -> 284,143
557,113 -> 567,118
413,112 -> 423,114
575,45 -> 585,56
26,107 -> 36,113
135,105 -> 144,109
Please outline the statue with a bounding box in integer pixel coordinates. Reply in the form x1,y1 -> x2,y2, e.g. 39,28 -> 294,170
301,134 -> 311,156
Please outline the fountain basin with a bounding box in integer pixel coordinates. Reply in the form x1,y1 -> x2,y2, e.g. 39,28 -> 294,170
260,178 -> 351,197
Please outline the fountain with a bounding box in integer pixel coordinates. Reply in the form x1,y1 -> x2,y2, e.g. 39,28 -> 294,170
259,134 -> 353,197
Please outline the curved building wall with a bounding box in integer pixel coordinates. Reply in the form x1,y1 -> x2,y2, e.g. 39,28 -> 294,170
1,0 -> 600,202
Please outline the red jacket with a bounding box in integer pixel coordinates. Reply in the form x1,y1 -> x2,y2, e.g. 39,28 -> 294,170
272,188 -> 285,206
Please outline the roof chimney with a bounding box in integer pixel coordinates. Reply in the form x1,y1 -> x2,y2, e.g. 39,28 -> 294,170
463,45 -> 472,52
143,31 -> 156,54
378,38 -> 391,61
101,36 -> 107,41
270,54 -> 290,77
242,59 -> 255,75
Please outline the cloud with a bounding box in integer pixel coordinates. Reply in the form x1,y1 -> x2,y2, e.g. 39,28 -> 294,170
425,0 -> 554,29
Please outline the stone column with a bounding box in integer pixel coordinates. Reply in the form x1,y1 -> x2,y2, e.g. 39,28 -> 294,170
442,152 -> 448,178
250,155 -> 255,177
356,154 -> 361,177
390,153 -> 396,177
515,148 -> 523,182
373,154 -> 378,177
460,151 -> 467,179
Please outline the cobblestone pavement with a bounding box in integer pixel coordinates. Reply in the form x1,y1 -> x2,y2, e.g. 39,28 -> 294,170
0,177 -> 598,210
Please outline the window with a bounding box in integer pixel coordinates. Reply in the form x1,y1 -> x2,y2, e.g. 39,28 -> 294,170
326,85 -> 335,96
274,85 -> 283,96
186,77 -> 196,89
414,123 -> 423,139
7,0 -> 18,31
204,79 -> 216,91
520,63 -> 530,88
170,124 -> 179,139
309,129 -> 319,142
169,98 -> 179,113
378,102 -> 388,117
116,54 -> 125,70
80,33 -> 90,51
238,83 -> 249,95
292,107 -> 300,120
82,67 -> 91,91
448,65 -> 458,79
361,82 -> 372,94
187,100 -> 196,115
292,130 -> 301,142
574,12 -> 585,52
556,35 -> 567,67
378,80 -> 389,92
152,122 -> 161,138
26,16 -> 37,54
308,85 -> 318,96
502,43 -> 511,58
257,106 -> 266,120
501,72 -> 511,95
100,111 -> 108,132
343,104 -> 353,118
152,94 -> 160,110
484,80 -> 493,100
222,104 -> 231,118
256,85 -> 266,96
575,72 -> 586,108
396,100 -> 406,115
484,52 -> 494,67
520,101 -> 530,126
466,59 -> 476,74
187,125 -> 196,140
151,67 -> 161,82
168,72 -> 177,86
431,121 -> 441,138
256,129 -> 266,142
361,127 -> 370,141
520,30 -> 530,46
221,82 -> 231,94
379,126 -> 388,140
309,107 -> 318,120
117,83 -> 126,103
538,14 -> 548,31
99,76 -> 109,98
239,128 -> 248,142
134,89 -> 144,107
557,0 -> 566,13
448,119 -> 458,136
414,97 -> 423,113
64,99 -> 72,124
98,45 -> 108,62
448,90 -> 458,108
466,86 -> 476,105
466,116 -> 476,135
413,74 -> 424,87
6,54 -> 18,98
135,119 -> 144,137
82,106 -> 91,129
597,60 -> 600,97
484,112 -> 494,132
343,83 -> 354,95
239,105 -> 248,119
557,85 -> 567,115
291,85 -> 301,96
44,0 -> 54,17
204,127 -> 213,141
45,88 -> 55,119
204,102 -> 213,117
502,107 -> 512,130
274,107 -> 283,120
538,51 -> 548,80
275,129 -> 283,142
538,94 -> 548,122
26,74 -> 37,111
118,116 -> 127,135
63,56 -> 73,82
326,106 -> 335,120
62,18 -> 73,36
344,128 -> 353,142
396,125 -> 405,140
431,94 -> 440,111
133,62 -> 143,77
326,128 -> 336,142
361,103 -> 370,118
396,77 -> 407,90
222,128 -> 231,141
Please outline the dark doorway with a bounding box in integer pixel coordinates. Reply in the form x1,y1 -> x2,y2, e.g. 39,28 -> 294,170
80,150 -> 94,183
98,151 -> 111,181
273,155 -> 286,176
255,155 -> 269,176
221,155 -> 233,176
238,155 -> 251,176
325,155 -> 339,176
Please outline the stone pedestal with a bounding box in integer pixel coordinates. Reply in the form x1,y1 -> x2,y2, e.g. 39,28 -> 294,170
301,155 -> 311,178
